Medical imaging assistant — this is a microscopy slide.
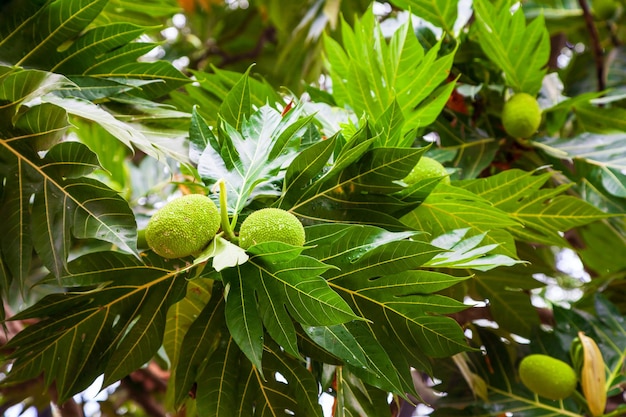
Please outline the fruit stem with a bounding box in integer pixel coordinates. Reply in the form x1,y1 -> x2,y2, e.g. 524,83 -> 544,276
217,179 -> 238,243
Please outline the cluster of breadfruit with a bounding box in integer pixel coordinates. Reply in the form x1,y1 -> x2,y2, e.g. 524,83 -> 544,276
144,156 -> 450,259
145,195 -> 305,259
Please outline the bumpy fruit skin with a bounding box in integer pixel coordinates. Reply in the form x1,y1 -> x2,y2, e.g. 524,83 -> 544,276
403,156 -> 450,185
145,194 -> 220,258
501,93 -> 542,138
238,208 -> 305,250
519,354 -> 577,400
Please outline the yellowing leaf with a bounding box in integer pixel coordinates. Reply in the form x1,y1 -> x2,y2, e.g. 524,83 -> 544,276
578,332 -> 607,417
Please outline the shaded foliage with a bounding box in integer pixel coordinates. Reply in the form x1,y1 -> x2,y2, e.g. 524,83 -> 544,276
0,0 -> 625,416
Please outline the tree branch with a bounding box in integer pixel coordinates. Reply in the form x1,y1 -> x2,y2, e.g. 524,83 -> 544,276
578,0 -> 606,92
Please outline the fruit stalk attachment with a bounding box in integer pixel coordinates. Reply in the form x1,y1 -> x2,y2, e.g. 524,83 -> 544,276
217,179 -> 238,243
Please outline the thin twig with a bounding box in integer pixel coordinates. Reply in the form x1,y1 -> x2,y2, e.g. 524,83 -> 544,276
578,0 -> 606,92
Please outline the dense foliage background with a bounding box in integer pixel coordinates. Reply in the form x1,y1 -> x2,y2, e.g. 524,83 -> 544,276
0,0 -> 625,416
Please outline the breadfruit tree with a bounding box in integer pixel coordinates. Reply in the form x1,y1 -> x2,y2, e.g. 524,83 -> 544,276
0,1 -> 625,416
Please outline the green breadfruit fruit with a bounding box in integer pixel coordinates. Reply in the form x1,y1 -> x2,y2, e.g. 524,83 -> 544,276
145,194 -> 221,258
501,93 -> 542,138
403,156 -> 451,185
518,354 -> 577,400
238,208 -> 305,250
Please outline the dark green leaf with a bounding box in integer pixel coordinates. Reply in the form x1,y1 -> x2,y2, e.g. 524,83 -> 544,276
172,284 -> 226,406
2,251 -> 190,402
222,242 -> 359,369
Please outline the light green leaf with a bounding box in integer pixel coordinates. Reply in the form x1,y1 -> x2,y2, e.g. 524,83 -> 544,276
43,95 -> 159,158
163,279 -> 213,370
195,236 -> 249,272
389,0 -> 458,33
427,228 -> 525,271
373,100 -> 405,148
473,0 -> 550,95
219,67 -> 252,131
459,169 -> 616,247
400,184 -> 520,258
195,104 -> 316,215
324,9 -> 456,140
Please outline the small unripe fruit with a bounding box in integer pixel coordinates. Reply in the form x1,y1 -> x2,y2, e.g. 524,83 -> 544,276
403,156 -> 450,185
501,93 -> 542,138
238,208 -> 305,250
518,354 -> 577,400
145,194 -> 220,258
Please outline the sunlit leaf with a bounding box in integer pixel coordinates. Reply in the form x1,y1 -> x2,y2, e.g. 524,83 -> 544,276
401,184 -> 520,258
305,224 -> 473,374
473,0 -> 550,95
324,8 -> 456,140
459,169 -> 616,247
283,127 -> 428,228
195,104 -> 317,215
427,228 -> 525,271
389,0 -> 458,34
172,284 -> 225,406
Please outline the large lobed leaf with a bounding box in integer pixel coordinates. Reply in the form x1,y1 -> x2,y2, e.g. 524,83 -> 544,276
0,252 -> 191,402
170,66 -> 282,128
0,113 -> 137,285
221,242 -> 359,372
534,131 -> 626,199
304,224 -> 473,394
400,184 -> 520,258
193,99 -> 318,216
195,338 -> 324,417
0,0 -> 188,100
323,8 -> 456,143
281,124 -> 428,229
458,169 -> 616,247
388,0 -> 459,34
